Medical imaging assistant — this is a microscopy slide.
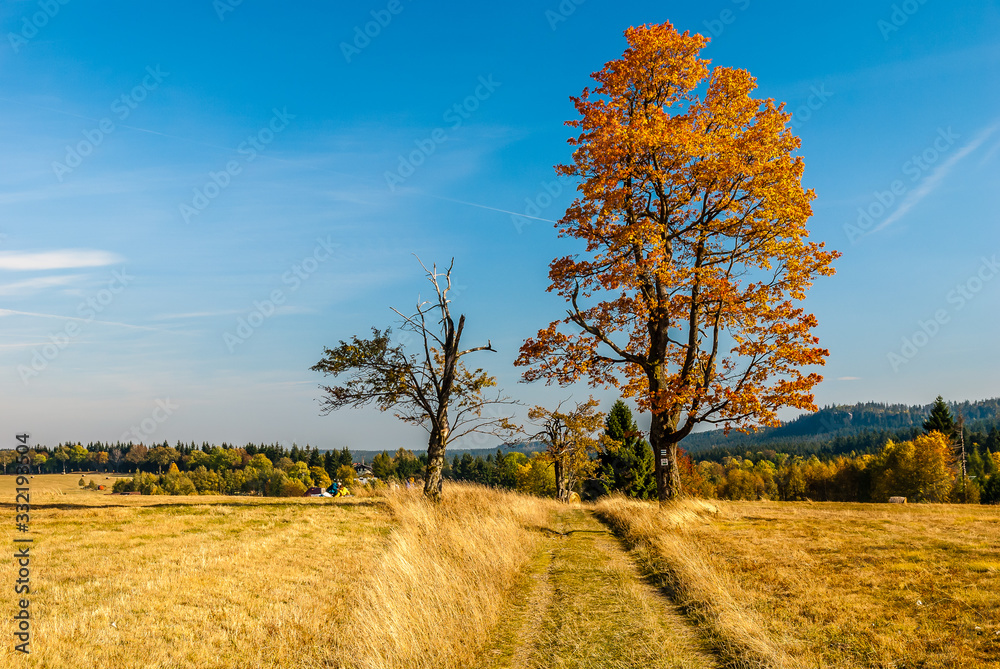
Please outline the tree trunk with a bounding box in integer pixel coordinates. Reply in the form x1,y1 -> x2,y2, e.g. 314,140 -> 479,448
554,457 -> 566,502
650,412 -> 682,501
423,422 -> 449,502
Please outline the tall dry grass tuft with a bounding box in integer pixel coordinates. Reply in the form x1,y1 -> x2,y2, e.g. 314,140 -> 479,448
344,483 -> 557,669
595,495 -> 796,669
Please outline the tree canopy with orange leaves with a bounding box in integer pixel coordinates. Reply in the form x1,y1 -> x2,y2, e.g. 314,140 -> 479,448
516,23 -> 840,501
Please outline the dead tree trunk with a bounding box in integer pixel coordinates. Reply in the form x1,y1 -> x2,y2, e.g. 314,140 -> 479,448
423,421 -> 450,501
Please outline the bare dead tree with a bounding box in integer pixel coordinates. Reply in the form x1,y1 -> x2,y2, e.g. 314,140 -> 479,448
312,257 -> 518,501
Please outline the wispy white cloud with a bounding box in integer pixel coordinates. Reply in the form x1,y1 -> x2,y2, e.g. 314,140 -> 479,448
979,137 -> 1000,166
426,194 -> 559,223
0,308 -> 163,332
0,341 -> 97,349
275,305 -> 317,316
771,42 -> 1000,102
0,249 -> 124,271
837,376 -> 862,381
872,122 -> 1000,234
151,310 -> 242,321
0,274 -> 86,295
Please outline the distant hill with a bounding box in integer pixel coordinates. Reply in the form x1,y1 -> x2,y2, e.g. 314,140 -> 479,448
684,397 -> 1000,458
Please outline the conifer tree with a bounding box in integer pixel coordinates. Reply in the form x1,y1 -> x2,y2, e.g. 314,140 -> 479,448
967,445 -> 985,481
323,451 -> 338,478
923,396 -> 956,439
595,400 -> 655,499
371,452 -> 395,480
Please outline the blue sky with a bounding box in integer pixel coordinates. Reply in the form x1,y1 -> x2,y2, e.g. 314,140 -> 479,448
1,0 -> 999,450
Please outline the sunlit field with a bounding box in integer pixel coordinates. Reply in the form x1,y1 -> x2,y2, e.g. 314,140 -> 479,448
0,472 -> 131,500
598,497 -> 1000,669
0,481 -> 555,669
5,475 -> 1000,669
1,489 -> 390,668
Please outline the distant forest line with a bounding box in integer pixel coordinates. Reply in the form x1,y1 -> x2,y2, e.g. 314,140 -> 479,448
7,397 -> 1000,478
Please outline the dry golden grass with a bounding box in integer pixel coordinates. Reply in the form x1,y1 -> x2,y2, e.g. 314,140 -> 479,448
345,485 -> 559,669
478,506 -> 718,669
0,494 -> 390,668
0,472 -> 130,500
10,475 -> 997,668
0,478 -> 556,669
597,496 -> 1000,669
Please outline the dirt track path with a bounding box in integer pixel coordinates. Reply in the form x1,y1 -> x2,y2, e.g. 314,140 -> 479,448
478,507 -> 718,669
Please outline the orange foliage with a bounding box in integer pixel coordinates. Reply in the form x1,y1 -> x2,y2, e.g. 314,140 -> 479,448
516,23 -> 839,499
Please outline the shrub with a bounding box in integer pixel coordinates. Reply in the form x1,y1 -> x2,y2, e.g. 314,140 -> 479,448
280,478 -> 307,497
188,466 -> 223,494
134,472 -> 162,495
112,478 -> 135,493
162,472 -> 197,496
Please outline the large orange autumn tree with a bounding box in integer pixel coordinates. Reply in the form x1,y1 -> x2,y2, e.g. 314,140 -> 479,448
516,23 -> 840,501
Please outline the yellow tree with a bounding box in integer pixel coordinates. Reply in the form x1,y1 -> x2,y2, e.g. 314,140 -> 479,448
911,431 -> 955,502
872,432 -> 954,502
527,398 -> 604,502
517,23 -> 839,500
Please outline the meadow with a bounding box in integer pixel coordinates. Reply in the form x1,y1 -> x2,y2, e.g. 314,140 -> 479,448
0,475 -> 554,669
598,497 -> 1000,668
2,475 -> 999,668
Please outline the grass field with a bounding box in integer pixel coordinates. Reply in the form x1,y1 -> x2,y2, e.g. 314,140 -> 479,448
3,475 -> 1000,668
0,471 -> 130,500
1,475 -> 394,668
0,476 -> 554,669
598,497 -> 1000,669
